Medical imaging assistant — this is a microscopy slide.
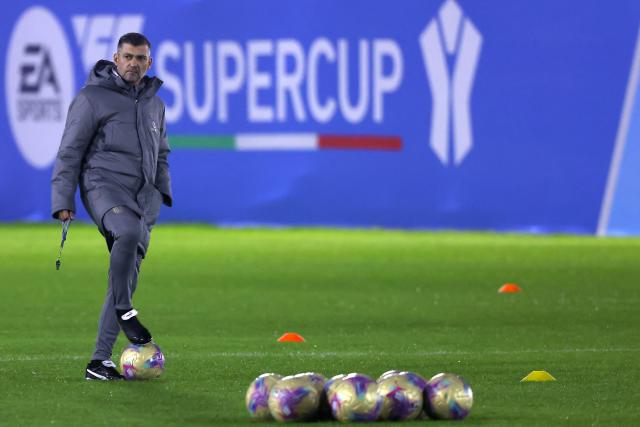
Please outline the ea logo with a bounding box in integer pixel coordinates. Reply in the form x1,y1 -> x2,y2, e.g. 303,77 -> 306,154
5,6 -> 74,169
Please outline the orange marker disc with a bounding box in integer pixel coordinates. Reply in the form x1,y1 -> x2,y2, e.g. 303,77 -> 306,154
277,332 -> 305,342
498,283 -> 522,293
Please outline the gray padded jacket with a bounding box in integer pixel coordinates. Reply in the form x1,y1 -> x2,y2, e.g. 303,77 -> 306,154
51,60 -> 172,230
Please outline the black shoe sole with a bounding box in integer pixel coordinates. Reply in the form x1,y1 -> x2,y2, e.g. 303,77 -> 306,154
121,330 -> 152,345
85,369 -> 124,381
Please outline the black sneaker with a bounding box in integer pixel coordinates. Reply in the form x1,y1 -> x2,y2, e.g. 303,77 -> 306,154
116,308 -> 152,345
85,360 -> 124,381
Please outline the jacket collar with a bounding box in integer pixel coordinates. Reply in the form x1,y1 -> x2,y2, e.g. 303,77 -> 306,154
86,60 -> 162,98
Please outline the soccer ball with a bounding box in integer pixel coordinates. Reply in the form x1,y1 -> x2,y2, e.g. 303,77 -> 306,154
377,373 -> 423,421
119,342 -> 164,380
292,372 -> 331,419
245,373 -> 282,420
423,373 -> 473,420
268,375 -> 321,422
330,373 -> 382,422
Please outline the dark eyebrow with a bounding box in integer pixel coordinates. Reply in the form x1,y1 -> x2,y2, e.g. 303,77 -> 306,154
121,52 -> 147,60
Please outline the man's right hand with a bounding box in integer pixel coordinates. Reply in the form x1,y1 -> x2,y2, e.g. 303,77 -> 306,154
57,210 -> 75,221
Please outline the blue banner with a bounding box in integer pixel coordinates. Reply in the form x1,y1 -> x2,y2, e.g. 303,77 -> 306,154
2,0 -> 640,233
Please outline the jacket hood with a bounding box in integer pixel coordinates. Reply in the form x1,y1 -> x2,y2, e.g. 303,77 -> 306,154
86,60 -> 162,98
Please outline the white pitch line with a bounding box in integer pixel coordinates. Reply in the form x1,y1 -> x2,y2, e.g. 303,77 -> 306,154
597,25 -> 640,236
0,347 -> 638,363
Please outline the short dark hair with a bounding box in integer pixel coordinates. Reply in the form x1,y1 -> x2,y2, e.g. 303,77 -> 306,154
117,33 -> 151,50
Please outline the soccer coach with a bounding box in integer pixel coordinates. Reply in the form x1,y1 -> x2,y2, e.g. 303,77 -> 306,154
51,33 -> 172,380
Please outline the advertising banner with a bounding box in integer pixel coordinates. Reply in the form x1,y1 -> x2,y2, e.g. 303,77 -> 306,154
2,0 -> 640,233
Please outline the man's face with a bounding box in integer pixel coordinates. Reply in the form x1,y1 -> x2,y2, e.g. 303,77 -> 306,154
113,43 -> 152,85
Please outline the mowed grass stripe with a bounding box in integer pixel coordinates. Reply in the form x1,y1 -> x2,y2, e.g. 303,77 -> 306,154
2,347 -> 639,363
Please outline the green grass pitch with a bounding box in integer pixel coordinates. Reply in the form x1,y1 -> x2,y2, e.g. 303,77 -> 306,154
0,224 -> 639,426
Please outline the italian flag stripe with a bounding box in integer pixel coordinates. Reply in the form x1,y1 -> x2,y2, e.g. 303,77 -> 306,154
170,134 -> 402,151
170,135 -> 235,149
318,135 -> 402,150
236,133 -> 317,150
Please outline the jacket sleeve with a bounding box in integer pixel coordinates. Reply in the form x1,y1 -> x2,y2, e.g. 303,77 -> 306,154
50,92 -> 97,218
155,107 -> 173,207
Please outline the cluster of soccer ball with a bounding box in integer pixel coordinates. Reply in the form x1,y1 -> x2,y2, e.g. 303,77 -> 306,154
245,370 -> 473,422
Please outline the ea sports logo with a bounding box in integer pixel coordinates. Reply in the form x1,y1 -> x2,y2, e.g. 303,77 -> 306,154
5,6 -> 74,169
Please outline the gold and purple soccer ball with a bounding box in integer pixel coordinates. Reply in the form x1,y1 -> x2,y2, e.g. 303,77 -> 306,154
423,373 -> 473,420
245,373 -> 282,420
292,372 -> 330,419
330,373 -> 382,422
377,373 -> 424,421
268,375 -> 321,422
119,342 -> 165,380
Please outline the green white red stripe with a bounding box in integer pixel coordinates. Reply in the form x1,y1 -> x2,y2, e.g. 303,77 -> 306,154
170,134 -> 402,151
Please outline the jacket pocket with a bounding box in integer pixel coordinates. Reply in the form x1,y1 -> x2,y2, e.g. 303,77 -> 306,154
81,168 -> 105,192
106,120 -> 140,155
136,183 -> 162,226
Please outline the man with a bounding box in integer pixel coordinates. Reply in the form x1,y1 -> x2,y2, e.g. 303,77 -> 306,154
51,33 -> 172,380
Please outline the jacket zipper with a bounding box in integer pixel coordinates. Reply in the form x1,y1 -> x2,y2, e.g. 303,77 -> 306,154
133,97 -> 147,184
